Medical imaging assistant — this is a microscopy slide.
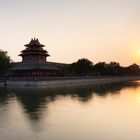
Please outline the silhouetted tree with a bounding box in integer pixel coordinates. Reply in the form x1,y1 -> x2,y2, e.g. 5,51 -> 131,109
69,58 -> 93,76
107,62 -> 122,75
125,63 -> 140,75
93,62 -> 108,76
0,50 -> 12,76
64,60 -> 140,76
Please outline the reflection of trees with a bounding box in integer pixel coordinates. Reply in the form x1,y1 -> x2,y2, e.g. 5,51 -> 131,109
7,81 -> 140,107
0,81 -> 139,123
0,87 -> 14,106
91,82 -> 140,97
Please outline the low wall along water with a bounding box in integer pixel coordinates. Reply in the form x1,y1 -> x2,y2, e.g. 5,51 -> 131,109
1,76 -> 140,87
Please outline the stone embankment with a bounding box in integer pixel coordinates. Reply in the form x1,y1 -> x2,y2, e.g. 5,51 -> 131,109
0,76 -> 140,87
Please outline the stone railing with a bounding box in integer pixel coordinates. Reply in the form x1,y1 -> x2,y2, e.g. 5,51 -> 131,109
9,76 -> 108,81
0,77 -> 9,82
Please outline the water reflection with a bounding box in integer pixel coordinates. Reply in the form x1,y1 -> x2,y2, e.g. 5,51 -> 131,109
0,81 -> 139,119
0,81 -> 140,140
0,87 -> 15,106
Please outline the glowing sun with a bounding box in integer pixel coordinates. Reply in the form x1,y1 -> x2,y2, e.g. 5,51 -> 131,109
138,50 -> 140,55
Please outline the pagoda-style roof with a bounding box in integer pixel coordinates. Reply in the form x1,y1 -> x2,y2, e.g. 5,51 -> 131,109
10,38 -> 69,77
11,62 -> 68,71
24,38 -> 45,47
20,50 -> 49,57
19,38 -> 50,57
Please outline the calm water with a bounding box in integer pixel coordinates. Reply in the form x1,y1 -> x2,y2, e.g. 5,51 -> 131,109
1,81 -> 140,140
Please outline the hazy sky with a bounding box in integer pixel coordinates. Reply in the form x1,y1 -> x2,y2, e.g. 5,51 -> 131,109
0,0 -> 140,66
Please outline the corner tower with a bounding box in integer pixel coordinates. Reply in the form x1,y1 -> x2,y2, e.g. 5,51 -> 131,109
19,38 -> 50,62
11,38 -> 66,77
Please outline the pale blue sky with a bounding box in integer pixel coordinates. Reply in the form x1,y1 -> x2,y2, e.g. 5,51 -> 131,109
0,0 -> 140,66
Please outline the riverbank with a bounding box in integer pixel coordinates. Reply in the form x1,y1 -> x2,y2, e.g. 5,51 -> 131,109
0,76 -> 140,87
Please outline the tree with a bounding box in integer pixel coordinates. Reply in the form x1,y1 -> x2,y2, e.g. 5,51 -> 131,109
107,62 -> 122,75
125,63 -> 140,75
69,58 -> 93,76
93,62 -> 108,76
0,50 -> 12,76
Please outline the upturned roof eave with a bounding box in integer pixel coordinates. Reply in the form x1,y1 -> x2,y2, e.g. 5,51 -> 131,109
18,53 -> 50,57
24,44 -> 45,47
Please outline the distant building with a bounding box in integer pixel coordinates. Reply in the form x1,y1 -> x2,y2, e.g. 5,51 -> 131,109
11,38 -> 67,77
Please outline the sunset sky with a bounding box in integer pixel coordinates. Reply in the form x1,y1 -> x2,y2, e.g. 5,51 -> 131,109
0,0 -> 140,66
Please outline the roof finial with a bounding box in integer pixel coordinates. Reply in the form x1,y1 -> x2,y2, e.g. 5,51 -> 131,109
24,38 -> 45,47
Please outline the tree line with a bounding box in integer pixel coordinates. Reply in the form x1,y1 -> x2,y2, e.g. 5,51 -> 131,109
0,50 -> 12,76
0,49 -> 140,76
62,58 -> 140,76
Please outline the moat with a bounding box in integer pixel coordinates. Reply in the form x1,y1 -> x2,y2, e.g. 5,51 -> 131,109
1,81 -> 140,140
